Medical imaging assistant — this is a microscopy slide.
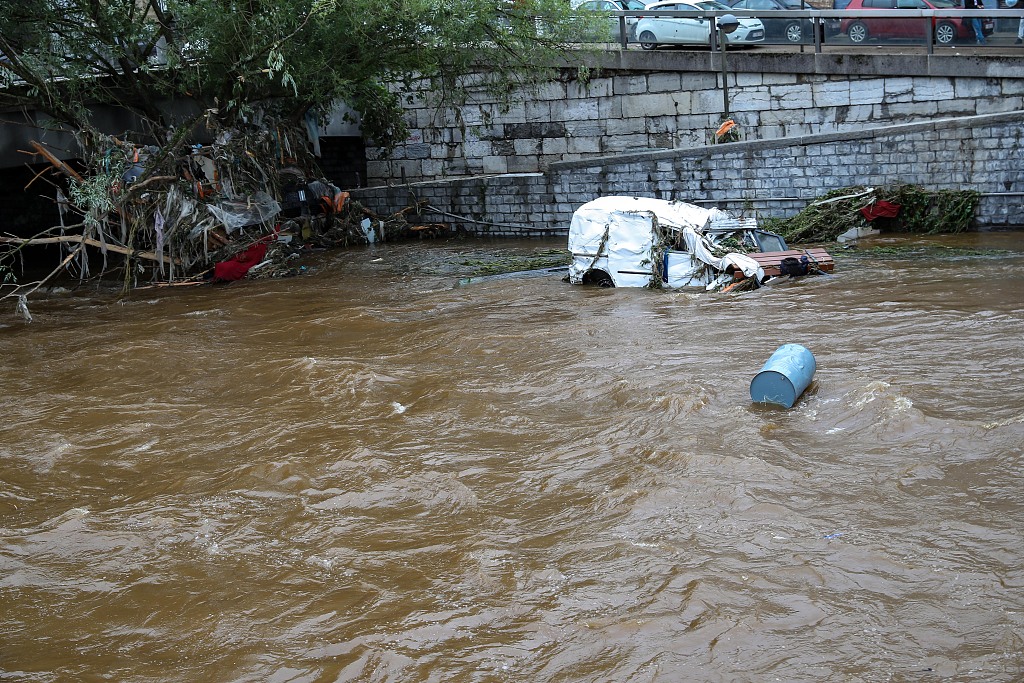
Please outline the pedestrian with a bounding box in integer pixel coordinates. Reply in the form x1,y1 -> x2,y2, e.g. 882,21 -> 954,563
963,0 -> 985,44
1009,0 -> 1024,44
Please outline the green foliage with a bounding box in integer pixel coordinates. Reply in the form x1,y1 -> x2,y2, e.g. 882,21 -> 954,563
763,184 -> 981,245
456,249 -> 569,277
0,0 -> 590,150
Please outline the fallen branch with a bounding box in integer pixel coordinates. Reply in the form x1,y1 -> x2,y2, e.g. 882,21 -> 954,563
23,141 -> 84,182
124,175 -> 178,195
0,234 -> 179,264
1,243 -> 86,304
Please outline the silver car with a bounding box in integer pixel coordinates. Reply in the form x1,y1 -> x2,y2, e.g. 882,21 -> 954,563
636,0 -> 766,49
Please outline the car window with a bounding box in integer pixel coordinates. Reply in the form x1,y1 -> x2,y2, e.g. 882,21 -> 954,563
750,0 -> 775,8
895,0 -> 926,7
694,0 -> 732,9
863,0 -> 894,7
731,0 -> 750,6
625,0 -> 646,7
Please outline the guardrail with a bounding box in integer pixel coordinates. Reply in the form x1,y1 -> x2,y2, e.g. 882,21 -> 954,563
605,8 -> 1024,54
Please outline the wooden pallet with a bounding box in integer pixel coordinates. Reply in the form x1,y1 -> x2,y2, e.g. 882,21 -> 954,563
747,248 -> 834,278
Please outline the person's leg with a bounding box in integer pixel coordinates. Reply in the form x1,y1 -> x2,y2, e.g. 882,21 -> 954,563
973,17 -> 985,43
1017,18 -> 1023,43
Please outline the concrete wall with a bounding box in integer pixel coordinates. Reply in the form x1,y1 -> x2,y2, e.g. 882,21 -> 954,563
348,109 -> 1024,234
359,51 -> 1024,188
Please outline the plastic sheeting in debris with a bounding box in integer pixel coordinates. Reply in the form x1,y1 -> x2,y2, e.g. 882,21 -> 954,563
207,191 -> 282,233
567,196 -> 763,289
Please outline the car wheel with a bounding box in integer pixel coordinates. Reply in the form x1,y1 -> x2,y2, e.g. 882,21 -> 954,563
639,30 -> 658,50
784,21 -> 803,43
847,21 -> 868,43
935,21 -> 957,45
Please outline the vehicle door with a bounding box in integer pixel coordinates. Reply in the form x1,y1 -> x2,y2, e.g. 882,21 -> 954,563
605,212 -> 657,287
745,0 -> 782,38
863,0 -> 897,37
895,0 -> 928,38
643,2 -> 681,40
667,2 -> 712,42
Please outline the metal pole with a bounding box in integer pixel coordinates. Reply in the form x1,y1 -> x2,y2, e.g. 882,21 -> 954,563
720,27 -> 730,117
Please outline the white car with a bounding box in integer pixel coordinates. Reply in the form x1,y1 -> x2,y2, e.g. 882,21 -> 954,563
635,0 -> 765,49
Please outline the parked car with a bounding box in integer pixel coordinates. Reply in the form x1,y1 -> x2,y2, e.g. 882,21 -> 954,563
573,0 -> 647,41
636,0 -> 766,49
726,0 -> 817,42
840,0 -> 994,44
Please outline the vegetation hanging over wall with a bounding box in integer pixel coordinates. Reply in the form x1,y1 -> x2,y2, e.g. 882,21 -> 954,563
764,184 -> 982,244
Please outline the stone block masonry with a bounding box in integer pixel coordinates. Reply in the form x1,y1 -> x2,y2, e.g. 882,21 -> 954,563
354,52 -> 1024,188
349,111 -> 1024,234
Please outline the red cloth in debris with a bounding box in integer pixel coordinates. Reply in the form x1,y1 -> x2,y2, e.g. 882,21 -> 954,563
213,228 -> 280,282
861,200 -> 901,221
213,241 -> 268,281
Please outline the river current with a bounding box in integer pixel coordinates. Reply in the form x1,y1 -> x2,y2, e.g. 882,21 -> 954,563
2,231 -> 1023,682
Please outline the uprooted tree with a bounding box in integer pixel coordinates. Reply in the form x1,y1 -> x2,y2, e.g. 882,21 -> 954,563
0,0 -> 599,317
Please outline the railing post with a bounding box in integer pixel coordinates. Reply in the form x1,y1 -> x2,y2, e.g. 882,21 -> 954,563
926,15 -> 934,54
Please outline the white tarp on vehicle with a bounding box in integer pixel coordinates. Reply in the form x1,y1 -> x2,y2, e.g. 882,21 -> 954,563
567,196 -> 764,289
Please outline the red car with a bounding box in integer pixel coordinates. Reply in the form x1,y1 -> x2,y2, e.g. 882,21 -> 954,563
840,0 -> 994,45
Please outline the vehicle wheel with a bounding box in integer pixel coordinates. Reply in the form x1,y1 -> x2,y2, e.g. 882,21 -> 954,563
639,30 -> 658,50
585,270 -> 615,287
784,21 -> 803,43
847,21 -> 868,43
935,21 -> 957,45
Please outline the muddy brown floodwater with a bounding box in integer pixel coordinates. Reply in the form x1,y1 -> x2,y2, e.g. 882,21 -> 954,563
2,231 -> 1023,683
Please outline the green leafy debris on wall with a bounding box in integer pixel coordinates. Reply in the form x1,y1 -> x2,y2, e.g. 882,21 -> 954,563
763,185 -> 981,245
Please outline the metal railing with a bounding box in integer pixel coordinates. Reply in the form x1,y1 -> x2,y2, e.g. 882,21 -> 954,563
606,8 -> 1024,54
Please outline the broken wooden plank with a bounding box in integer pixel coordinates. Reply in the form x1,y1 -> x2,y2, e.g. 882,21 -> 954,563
748,248 -> 834,277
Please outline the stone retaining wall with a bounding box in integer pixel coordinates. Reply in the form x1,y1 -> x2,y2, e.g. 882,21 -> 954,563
349,110 -> 1024,234
361,51 -> 1024,188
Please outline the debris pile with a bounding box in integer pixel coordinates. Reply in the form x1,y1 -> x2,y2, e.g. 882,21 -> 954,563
1,123 -> 448,315
764,184 -> 981,244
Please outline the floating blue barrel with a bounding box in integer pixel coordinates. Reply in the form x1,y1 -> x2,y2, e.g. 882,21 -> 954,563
749,344 -> 816,408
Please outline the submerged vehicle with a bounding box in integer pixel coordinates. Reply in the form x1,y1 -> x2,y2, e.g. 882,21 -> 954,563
566,196 -> 832,291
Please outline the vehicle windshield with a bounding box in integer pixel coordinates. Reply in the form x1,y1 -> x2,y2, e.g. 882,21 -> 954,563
695,0 -> 732,9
